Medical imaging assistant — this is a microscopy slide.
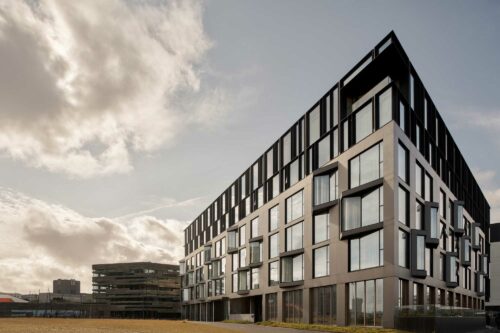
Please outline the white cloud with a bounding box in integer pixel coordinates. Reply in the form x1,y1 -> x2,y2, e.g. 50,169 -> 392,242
0,187 -> 189,294
472,168 -> 500,223
0,0 -> 229,178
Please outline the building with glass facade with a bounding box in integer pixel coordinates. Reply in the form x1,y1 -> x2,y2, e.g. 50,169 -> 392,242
179,32 -> 490,328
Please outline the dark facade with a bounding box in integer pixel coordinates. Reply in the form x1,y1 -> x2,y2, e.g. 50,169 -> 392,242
92,262 -> 181,319
53,279 -> 80,295
180,32 -> 490,329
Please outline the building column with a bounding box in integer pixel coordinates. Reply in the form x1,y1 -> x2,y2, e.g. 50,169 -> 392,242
302,288 -> 310,323
383,276 -> 398,328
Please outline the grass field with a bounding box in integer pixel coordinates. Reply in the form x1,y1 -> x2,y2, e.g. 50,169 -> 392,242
0,318 -> 240,333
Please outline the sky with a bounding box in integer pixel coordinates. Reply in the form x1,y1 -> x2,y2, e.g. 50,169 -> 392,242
0,0 -> 499,294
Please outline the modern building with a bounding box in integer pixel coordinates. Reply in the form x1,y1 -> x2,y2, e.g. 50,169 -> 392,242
486,223 -> 500,325
92,262 -> 181,319
53,279 -> 80,295
179,32 -> 491,329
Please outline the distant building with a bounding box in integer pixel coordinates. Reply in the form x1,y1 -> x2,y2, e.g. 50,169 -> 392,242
53,279 -> 80,295
92,262 -> 181,319
38,292 -> 93,304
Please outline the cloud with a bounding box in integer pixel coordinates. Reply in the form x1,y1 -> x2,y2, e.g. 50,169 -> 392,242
0,0 -> 230,178
472,168 -> 500,223
0,187 -> 189,294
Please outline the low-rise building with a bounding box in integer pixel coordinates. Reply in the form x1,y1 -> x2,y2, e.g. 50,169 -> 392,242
92,262 -> 181,319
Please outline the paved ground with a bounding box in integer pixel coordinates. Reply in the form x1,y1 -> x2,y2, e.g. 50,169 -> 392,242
196,322 -> 328,333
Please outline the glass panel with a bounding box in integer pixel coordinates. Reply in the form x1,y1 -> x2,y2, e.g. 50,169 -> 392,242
251,217 -> 259,238
239,248 -> 246,267
399,101 -> 405,130
314,213 -> 329,244
417,235 -> 425,270
355,103 -> 373,143
269,261 -> 279,286
348,282 -> 356,325
314,175 -> 329,206
360,231 -> 380,269
286,190 -> 304,223
239,225 -> 246,246
292,254 -> 304,281
343,197 -> 361,231
365,280 -> 375,326
269,205 -> 279,231
318,134 -> 330,167
375,279 -> 383,326
309,106 -> 320,144
251,268 -> 260,289
378,88 -> 392,127
356,281 -> 365,325
416,201 -> 423,230
283,132 -> 291,165
267,148 -> 274,179
398,143 -> 408,182
350,238 -> 360,271
272,174 -> 279,198
430,207 -> 438,238
250,242 -> 262,264
360,144 -> 380,185
269,233 -> 279,258
330,171 -> 338,200
350,156 -> 360,188
314,246 -> 329,278
398,187 -> 408,225
290,159 -> 299,186
361,188 -> 380,227
399,230 -> 408,267
416,164 -> 422,197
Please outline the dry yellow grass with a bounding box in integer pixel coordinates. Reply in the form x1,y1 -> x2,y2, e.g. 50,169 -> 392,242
0,318 -> 240,333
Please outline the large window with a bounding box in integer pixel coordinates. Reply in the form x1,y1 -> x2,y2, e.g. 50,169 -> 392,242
232,253 -> 239,271
281,254 -> 304,283
269,233 -> 279,258
239,248 -> 247,267
311,285 -> 336,325
286,190 -> 303,223
266,293 -> 278,321
286,222 -> 303,251
350,230 -> 384,271
398,186 -> 408,225
349,142 -> 383,188
228,230 -> 238,251
251,268 -> 260,289
283,290 -> 303,323
309,106 -> 320,144
313,170 -> 338,205
314,246 -> 330,278
269,205 -> 279,231
399,229 -> 408,268
238,270 -> 250,291
250,242 -> 262,264
314,213 -> 330,244
398,142 -> 408,183
378,88 -> 392,127
266,148 -> 274,180
239,225 -> 246,246
342,187 -> 383,231
355,103 -> 373,143
269,261 -> 279,286
251,217 -> 259,238
348,279 -> 383,326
